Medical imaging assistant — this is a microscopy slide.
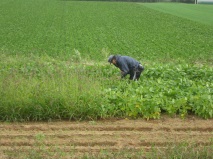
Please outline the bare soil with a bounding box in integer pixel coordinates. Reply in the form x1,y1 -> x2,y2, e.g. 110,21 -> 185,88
0,115 -> 213,158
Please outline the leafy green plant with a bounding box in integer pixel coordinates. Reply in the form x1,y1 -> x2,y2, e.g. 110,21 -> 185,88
101,63 -> 212,119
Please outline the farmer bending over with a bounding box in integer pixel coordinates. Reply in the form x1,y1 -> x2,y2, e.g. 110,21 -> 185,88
108,55 -> 144,80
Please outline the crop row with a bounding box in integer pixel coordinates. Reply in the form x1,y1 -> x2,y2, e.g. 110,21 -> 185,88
1,0 -> 212,63
92,64 -> 213,119
0,54 -> 212,121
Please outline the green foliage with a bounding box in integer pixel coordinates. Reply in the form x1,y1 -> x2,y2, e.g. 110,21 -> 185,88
0,55 -> 103,121
0,1 -> 212,121
0,0 -> 213,64
0,54 -> 212,121
102,64 -> 213,119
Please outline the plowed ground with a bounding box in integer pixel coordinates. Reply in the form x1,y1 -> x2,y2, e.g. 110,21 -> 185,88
0,116 -> 213,158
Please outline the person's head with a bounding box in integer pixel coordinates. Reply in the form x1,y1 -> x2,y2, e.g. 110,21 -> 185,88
108,55 -> 116,65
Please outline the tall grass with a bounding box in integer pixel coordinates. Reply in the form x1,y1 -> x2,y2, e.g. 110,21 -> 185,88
0,54 -> 104,121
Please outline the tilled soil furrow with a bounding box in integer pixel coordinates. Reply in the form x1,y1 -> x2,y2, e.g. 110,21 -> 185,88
174,127 -> 213,131
0,141 -> 117,147
1,133 -> 212,142
0,134 -> 212,141
0,131 -> 212,136
1,138 -> 212,147
1,125 -> 213,132
0,126 -> 154,131
0,117 -> 213,157
0,145 -> 164,152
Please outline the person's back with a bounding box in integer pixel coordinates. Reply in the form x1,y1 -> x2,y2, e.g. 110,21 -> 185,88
108,55 -> 144,80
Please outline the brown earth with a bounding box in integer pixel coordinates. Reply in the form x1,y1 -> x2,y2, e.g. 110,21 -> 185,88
0,115 -> 213,158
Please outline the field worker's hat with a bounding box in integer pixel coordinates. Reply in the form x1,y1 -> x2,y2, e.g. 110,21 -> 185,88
108,55 -> 114,64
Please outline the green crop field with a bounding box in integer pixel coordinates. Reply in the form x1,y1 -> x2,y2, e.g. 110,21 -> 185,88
0,0 -> 213,121
1,0 -> 213,61
142,3 -> 213,25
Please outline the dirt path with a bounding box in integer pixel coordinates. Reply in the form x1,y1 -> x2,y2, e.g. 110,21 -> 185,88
0,116 -> 213,158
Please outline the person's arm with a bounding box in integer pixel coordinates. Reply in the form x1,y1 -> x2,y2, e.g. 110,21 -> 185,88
120,71 -> 126,78
119,63 -> 129,78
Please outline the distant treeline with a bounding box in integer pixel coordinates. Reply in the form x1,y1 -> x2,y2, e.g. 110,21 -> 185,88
70,0 -> 195,3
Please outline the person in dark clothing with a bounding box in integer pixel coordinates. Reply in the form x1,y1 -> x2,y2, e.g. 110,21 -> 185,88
108,55 -> 144,80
